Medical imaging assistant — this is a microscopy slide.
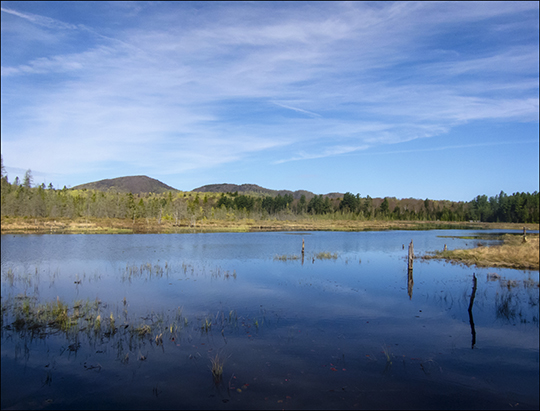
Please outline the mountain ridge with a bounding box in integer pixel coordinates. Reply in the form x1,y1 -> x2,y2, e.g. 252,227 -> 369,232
71,177 -> 345,199
71,175 -> 178,195
191,183 -> 343,199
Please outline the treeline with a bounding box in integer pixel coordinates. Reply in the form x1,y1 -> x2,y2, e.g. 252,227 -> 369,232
469,192 -> 539,224
1,169 -> 538,224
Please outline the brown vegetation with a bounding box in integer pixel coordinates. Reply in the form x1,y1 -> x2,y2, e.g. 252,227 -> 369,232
2,215 -> 538,235
423,234 -> 539,270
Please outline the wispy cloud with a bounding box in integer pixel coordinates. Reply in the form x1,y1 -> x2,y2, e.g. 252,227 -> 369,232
365,139 -> 540,156
274,144 -> 370,164
271,101 -> 321,118
1,2 -> 538,192
1,6 -> 79,30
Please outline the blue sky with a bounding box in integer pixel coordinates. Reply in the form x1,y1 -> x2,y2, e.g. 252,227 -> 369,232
1,1 -> 538,201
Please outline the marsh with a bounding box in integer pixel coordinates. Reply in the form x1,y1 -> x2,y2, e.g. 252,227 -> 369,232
1,230 -> 538,409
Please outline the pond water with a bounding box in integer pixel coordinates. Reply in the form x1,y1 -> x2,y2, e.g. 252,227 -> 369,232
1,230 -> 538,410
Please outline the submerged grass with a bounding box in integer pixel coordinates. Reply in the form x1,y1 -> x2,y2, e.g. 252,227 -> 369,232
315,252 -> 338,260
273,254 -> 301,261
423,234 -> 539,270
210,354 -> 224,384
6,295 -> 100,335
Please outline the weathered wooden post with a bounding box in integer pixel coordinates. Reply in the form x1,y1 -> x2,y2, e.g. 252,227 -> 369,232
407,240 -> 414,272
523,227 -> 527,243
301,238 -> 305,265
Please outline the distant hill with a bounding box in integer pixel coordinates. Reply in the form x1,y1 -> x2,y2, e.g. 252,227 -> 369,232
72,176 -> 178,195
192,183 -> 343,200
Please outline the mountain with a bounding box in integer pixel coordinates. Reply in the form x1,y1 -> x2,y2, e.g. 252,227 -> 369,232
192,183 -> 343,200
71,176 -> 178,195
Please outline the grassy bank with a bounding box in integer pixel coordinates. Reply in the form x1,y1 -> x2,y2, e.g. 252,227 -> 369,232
422,233 -> 539,271
2,216 -> 538,235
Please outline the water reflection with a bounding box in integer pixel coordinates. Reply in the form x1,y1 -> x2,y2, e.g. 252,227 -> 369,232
468,273 -> 477,349
1,231 -> 538,410
407,269 -> 414,300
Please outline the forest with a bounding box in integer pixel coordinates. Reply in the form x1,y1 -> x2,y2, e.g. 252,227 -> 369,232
1,168 -> 538,224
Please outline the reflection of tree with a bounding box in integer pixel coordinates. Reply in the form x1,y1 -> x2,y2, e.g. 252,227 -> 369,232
494,277 -> 539,325
407,270 -> 414,300
495,293 -> 517,321
468,273 -> 477,349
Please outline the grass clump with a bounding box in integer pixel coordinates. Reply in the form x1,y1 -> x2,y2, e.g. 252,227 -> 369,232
315,252 -> 338,260
133,324 -> 152,337
6,296 -> 100,335
201,317 -> 212,332
424,234 -> 539,270
382,344 -> 393,364
209,354 -> 224,384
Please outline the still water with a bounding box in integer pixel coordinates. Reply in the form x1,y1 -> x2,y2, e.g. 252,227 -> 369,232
1,230 -> 538,410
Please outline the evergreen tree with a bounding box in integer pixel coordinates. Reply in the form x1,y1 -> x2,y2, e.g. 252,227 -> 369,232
23,169 -> 33,188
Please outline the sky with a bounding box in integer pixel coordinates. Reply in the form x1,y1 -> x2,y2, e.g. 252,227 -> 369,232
1,1 -> 538,201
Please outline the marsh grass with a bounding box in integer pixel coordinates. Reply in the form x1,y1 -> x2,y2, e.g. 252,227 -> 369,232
134,324 -> 152,337
5,296 -> 101,336
423,234 -> 539,270
315,252 -> 338,260
274,252 -> 338,261
201,317 -> 212,332
382,344 -> 393,364
5,216 -> 536,235
209,353 -> 224,384
273,254 -> 301,261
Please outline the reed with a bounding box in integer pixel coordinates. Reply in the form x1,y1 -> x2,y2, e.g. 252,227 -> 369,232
209,354 -> 224,384
201,317 -> 212,332
382,344 -> 393,364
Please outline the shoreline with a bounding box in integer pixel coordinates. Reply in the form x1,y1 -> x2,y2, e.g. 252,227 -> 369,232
2,216 -> 538,235
421,233 -> 539,271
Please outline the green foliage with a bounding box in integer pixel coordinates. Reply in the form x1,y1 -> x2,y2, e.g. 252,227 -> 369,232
469,191 -> 539,223
23,169 -> 33,189
216,193 -> 234,209
307,195 -> 332,215
339,192 -> 360,213
234,194 -> 255,211
0,167 -> 538,224
379,197 -> 389,215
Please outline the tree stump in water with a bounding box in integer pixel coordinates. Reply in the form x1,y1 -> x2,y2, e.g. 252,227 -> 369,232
407,240 -> 414,272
